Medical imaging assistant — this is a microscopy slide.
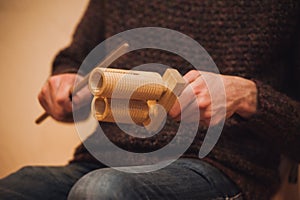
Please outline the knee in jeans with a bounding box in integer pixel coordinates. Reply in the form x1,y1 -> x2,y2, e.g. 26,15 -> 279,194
68,169 -> 139,200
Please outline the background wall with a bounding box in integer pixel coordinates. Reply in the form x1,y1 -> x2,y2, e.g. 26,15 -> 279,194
0,0 -> 88,178
0,0 -> 298,199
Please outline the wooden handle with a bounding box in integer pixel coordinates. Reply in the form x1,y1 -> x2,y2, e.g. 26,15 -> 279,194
35,42 -> 129,124
35,112 -> 50,124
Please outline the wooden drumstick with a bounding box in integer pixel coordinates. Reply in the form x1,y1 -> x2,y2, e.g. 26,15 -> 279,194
35,42 -> 129,124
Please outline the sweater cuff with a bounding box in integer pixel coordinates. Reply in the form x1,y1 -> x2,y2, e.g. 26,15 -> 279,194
51,66 -> 78,76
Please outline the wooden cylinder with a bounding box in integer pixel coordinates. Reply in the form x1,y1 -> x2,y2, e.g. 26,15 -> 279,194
89,68 -> 166,100
92,96 -> 150,124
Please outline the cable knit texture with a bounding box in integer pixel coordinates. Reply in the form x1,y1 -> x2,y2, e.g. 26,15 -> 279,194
52,1 -> 300,199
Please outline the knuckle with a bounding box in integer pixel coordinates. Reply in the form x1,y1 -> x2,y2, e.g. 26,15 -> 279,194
48,76 -> 61,87
38,92 -> 43,102
56,96 -> 66,105
55,93 -> 70,105
190,80 -> 206,95
168,107 -> 178,118
191,85 -> 201,95
201,111 -> 211,120
198,103 -> 206,109
49,76 -> 58,82
189,70 -> 198,75
41,86 -> 48,96
53,109 -> 72,122
168,110 -> 177,118
197,99 -> 210,109
48,77 -> 55,85
184,70 -> 201,82
52,110 -> 65,121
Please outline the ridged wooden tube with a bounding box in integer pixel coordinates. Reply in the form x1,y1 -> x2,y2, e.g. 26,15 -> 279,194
89,68 -> 166,100
92,96 -> 150,124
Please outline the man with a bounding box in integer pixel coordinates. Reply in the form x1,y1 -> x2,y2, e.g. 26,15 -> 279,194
1,1 -> 299,199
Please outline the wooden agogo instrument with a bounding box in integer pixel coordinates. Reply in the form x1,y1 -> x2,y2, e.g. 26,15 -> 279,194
36,42 -> 186,132
89,67 -> 186,132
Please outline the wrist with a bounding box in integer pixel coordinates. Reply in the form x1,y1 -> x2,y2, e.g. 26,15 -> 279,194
236,78 -> 258,118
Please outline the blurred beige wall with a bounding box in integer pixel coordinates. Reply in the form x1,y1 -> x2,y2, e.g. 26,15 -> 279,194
0,0 -> 88,178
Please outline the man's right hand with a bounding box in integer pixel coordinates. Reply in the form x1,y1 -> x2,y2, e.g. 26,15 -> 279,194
38,73 -> 89,122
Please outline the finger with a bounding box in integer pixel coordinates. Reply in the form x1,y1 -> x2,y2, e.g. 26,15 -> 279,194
38,83 -> 53,113
48,76 -> 61,108
188,75 -> 207,95
38,91 -> 50,113
169,84 -> 195,118
55,81 -> 73,113
72,85 -> 92,110
47,76 -> 73,119
177,76 -> 207,112
169,75 -> 206,118
174,97 -> 199,122
183,70 -> 201,83
177,97 -> 211,123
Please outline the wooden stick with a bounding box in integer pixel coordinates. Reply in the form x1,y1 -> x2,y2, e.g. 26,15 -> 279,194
35,42 -> 129,124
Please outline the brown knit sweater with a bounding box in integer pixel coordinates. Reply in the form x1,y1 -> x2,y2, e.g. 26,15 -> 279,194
52,1 -> 300,199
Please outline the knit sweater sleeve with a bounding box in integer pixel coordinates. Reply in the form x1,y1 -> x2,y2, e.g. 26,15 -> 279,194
51,0 -> 105,76
244,26 -> 300,162
242,80 -> 300,162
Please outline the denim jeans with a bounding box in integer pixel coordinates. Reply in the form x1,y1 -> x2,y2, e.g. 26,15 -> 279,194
0,158 -> 242,200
